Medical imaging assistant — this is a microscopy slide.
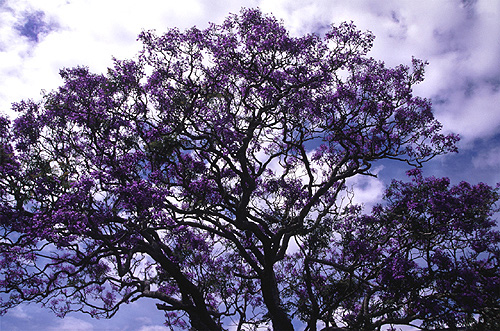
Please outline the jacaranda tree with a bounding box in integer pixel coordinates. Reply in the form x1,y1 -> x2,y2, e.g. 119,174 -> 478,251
1,8 -> 498,330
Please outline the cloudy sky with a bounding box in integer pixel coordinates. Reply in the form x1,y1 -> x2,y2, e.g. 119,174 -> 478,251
1,0 -> 499,330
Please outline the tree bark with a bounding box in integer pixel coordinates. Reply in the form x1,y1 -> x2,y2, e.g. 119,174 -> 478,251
260,267 -> 294,330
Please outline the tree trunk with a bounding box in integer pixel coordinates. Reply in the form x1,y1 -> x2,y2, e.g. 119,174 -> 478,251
189,310 -> 222,331
260,267 -> 295,330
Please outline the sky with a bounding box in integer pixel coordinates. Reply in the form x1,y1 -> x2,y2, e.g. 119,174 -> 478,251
0,0 -> 499,330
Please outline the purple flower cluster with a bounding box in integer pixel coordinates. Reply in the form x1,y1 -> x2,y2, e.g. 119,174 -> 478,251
296,169 -> 499,329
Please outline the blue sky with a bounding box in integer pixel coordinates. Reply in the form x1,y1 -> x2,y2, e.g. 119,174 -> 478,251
0,0 -> 499,330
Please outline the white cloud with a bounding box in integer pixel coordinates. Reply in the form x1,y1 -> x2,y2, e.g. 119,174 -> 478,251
135,316 -> 153,325
345,166 -> 386,212
47,316 -> 94,331
0,0 -> 263,117
9,305 -> 30,319
473,145 -> 500,169
437,85 -> 500,144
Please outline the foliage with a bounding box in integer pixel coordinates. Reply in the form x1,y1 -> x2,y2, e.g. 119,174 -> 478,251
1,8 -> 497,331
299,169 -> 500,330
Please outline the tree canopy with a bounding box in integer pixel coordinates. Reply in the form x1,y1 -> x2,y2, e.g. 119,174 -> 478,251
1,8 -> 498,331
